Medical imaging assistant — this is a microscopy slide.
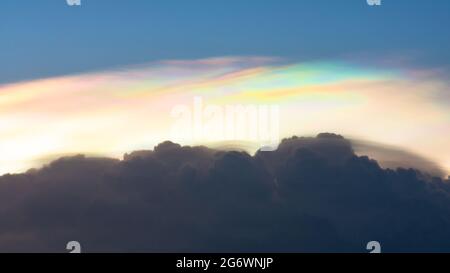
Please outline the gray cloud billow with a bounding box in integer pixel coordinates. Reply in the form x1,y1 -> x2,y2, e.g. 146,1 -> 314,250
1,133 -> 450,253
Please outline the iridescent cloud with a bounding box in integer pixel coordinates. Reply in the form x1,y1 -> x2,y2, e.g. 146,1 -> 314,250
0,57 -> 449,176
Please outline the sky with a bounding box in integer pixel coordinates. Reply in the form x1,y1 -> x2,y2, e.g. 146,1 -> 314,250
0,0 -> 449,176
2,0 -> 450,83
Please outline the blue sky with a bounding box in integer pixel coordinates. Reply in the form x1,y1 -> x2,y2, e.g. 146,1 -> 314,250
1,0 -> 450,84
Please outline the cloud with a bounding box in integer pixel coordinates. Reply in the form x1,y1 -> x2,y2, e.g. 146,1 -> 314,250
1,56 -> 450,176
0,134 -> 449,252
352,139 -> 446,177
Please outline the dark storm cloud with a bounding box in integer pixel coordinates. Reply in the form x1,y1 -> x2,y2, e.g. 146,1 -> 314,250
0,134 -> 450,253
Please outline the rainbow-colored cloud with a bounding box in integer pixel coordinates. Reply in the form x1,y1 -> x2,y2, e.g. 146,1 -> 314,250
0,57 -> 449,176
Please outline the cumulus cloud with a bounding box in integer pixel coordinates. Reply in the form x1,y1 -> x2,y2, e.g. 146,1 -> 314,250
0,134 -> 449,253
